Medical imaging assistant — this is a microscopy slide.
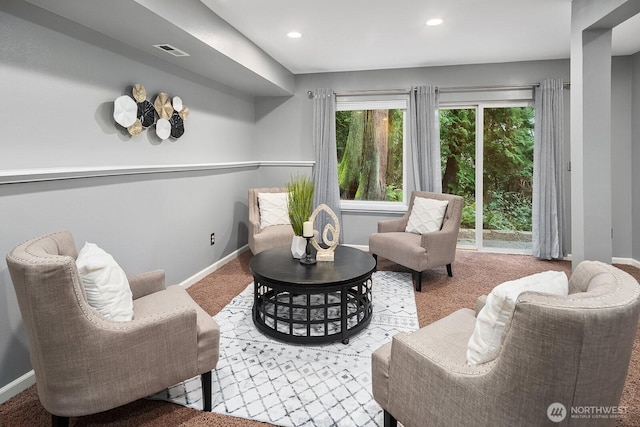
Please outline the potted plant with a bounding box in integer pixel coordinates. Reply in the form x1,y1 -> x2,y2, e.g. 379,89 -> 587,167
286,174 -> 314,258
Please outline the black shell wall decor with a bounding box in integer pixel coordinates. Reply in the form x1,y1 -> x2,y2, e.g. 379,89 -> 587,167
137,100 -> 156,128
169,112 -> 184,139
112,83 -> 189,141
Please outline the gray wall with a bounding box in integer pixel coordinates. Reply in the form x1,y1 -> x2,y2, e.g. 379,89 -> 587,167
612,56 -> 634,258
256,60 -> 573,246
0,8 -> 260,387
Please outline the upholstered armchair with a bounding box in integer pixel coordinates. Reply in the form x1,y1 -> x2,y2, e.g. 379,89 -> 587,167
372,261 -> 640,427
369,191 -> 463,291
248,187 -> 294,255
6,231 -> 220,427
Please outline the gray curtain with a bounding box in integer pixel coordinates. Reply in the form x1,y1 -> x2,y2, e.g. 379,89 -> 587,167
311,88 -> 343,243
408,85 -> 441,192
533,79 -> 565,260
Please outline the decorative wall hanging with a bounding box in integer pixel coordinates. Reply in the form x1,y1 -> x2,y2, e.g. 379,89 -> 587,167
112,83 -> 189,140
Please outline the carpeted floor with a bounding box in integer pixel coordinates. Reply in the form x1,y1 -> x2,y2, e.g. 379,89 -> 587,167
1,250 -> 639,426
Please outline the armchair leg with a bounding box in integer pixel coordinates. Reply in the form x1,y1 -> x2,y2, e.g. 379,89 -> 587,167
383,410 -> 398,427
413,271 -> 422,292
52,415 -> 69,427
446,263 -> 453,277
201,371 -> 212,411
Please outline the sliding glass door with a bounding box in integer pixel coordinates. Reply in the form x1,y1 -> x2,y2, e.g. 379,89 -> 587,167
440,104 -> 534,252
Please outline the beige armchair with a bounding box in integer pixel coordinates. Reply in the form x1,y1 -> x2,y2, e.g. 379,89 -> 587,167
372,261 -> 640,427
369,191 -> 463,291
248,187 -> 294,254
6,231 -> 220,427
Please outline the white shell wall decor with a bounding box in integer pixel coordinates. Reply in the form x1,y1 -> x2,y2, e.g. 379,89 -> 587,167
113,95 -> 137,128
172,96 -> 183,112
309,204 -> 340,262
112,83 -> 189,141
155,118 -> 171,140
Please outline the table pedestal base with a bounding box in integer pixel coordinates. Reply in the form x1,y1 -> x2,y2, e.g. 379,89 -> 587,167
252,278 -> 373,344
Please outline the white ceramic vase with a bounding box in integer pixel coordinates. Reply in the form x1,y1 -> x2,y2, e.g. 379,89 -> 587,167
291,236 -> 306,259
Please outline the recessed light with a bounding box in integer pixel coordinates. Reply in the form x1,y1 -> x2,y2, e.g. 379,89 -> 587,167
426,18 -> 443,26
287,31 -> 302,39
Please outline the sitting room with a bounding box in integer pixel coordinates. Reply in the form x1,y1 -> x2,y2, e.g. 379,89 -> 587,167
2,0 -> 640,426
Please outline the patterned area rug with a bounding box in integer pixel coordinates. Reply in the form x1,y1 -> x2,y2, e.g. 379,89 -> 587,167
152,271 -> 418,426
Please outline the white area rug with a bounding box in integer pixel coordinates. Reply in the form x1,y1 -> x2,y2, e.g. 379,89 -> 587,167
152,271 -> 418,426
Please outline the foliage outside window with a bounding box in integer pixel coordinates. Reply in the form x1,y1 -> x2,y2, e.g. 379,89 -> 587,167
482,107 -> 534,232
336,99 -> 406,205
440,106 -> 534,237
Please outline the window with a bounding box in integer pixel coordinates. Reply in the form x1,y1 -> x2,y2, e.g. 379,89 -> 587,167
440,103 -> 534,252
336,98 -> 407,211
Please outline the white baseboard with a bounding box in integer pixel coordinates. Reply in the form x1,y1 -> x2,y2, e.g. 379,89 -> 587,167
0,370 -> 35,404
178,245 -> 250,288
566,254 -> 640,267
343,244 -> 369,252
612,257 -> 640,268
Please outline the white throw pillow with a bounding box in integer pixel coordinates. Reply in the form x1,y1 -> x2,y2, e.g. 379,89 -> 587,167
466,270 -> 568,365
76,242 -> 133,322
405,197 -> 449,234
258,192 -> 290,229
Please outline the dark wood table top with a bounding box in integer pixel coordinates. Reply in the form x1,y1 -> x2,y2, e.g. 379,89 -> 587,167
249,245 -> 376,287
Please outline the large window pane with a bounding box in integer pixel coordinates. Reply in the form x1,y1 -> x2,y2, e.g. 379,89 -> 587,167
440,108 -> 476,246
482,107 -> 534,250
336,109 -> 404,201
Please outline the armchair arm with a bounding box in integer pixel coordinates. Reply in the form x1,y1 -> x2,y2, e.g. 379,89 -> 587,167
44,304 -> 200,415
421,229 -> 458,266
385,310 -> 494,425
378,218 -> 406,233
128,269 -> 165,300
389,313 -> 492,377
250,219 -> 261,235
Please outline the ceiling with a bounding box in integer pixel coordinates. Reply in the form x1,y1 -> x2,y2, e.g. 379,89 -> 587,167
201,0 -> 640,74
13,0 -> 640,95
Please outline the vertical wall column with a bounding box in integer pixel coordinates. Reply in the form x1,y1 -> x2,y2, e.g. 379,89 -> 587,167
572,29 -> 614,267
570,0 -> 640,268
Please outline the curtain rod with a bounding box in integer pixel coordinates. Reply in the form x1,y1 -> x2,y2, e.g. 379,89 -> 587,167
306,89 -> 409,98
439,82 -> 571,93
307,82 -> 570,98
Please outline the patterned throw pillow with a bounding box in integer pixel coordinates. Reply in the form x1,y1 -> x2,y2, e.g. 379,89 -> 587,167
405,197 -> 449,234
258,192 -> 291,229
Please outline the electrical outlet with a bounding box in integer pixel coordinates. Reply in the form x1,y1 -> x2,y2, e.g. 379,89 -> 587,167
210,233 -> 215,245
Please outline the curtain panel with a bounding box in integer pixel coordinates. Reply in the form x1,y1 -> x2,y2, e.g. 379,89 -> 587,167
533,79 -> 565,260
311,88 -> 343,243
408,85 -> 441,193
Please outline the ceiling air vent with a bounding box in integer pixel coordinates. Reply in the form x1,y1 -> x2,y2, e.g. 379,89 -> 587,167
153,44 -> 190,57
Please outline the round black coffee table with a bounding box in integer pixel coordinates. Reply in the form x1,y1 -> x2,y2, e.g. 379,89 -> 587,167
250,245 -> 376,344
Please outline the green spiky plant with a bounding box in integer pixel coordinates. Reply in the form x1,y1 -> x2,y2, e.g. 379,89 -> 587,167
286,174 -> 314,236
